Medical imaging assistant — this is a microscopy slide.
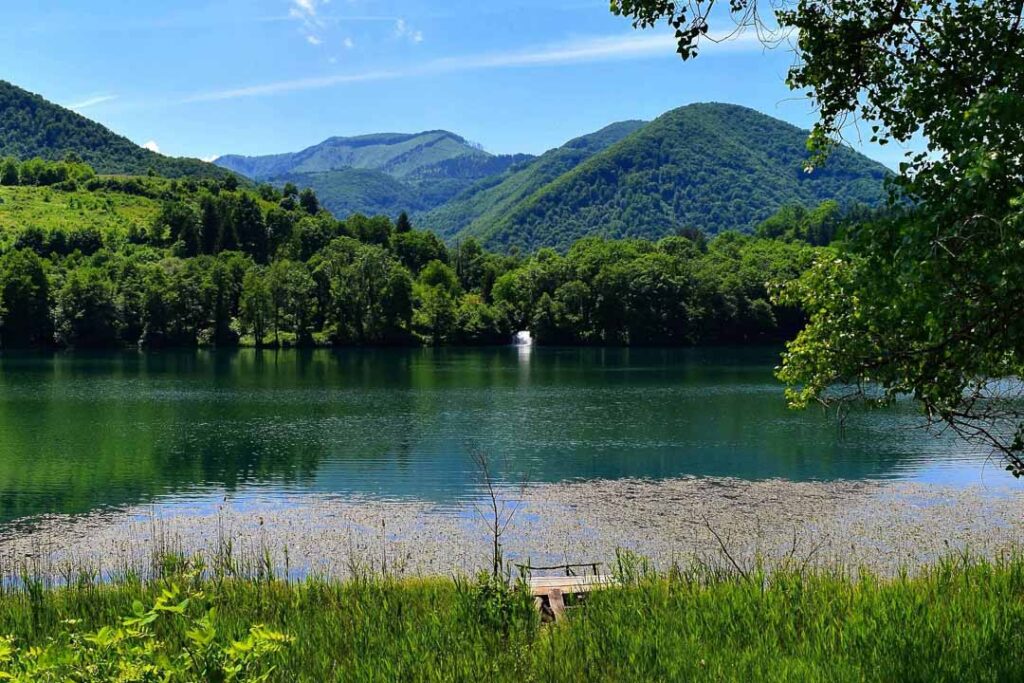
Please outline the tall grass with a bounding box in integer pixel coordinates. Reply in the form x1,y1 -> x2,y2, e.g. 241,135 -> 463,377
0,553 -> 1022,681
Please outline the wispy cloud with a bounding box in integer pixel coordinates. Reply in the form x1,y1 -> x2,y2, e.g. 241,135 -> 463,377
68,94 -> 117,110
394,18 -> 423,44
184,31 -> 761,104
143,140 -> 161,154
289,0 -> 326,46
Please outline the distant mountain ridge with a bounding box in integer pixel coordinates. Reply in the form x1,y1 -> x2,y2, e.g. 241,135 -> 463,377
216,130 -> 532,219
216,130 -> 486,180
0,80 -> 232,180
218,103 -> 890,251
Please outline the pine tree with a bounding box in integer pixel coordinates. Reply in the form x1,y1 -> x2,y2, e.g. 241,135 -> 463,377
396,211 -> 413,234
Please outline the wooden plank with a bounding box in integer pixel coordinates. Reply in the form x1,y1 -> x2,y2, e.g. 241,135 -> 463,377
547,588 -> 566,621
528,575 -> 615,596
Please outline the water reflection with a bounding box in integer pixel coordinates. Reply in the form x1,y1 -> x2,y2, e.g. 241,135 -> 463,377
0,347 -> 1004,525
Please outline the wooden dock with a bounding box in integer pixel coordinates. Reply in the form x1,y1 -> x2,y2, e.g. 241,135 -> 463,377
528,574 -> 615,621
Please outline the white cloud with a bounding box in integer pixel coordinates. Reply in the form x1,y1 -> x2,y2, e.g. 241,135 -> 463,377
290,0 -> 326,44
344,37 -> 354,49
143,140 -> 161,154
394,18 -> 423,44
68,94 -> 117,110
201,154 -> 219,162
184,31 -> 763,103
292,0 -> 315,16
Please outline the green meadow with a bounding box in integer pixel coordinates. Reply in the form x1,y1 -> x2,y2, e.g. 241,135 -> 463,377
0,555 -> 1021,681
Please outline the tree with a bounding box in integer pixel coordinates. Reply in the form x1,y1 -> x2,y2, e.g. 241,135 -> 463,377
199,195 -> 224,255
53,267 -> 121,348
452,294 -> 511,345
0,157 -> 18,186
613,0 -> 1024,474
0,249 -> 50,347
418,260 -> 460,296
265,208 -> 296,257
393,230 -> 448,274
413,284 -> 457,345
258,183 -> 280,202
395,211 -> 413,234
240,266 -> 272,346
267,259 -> 315,346
346,214 -> 392,247
299,188 -> 320,215
154,202 -> 201,254
233,194 -> 269,262
316,237 -> 412,344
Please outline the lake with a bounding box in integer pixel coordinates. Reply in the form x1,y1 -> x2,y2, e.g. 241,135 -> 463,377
0,346 -> 999,527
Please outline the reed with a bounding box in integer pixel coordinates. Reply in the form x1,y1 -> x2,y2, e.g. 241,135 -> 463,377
0,550 -> 1021,681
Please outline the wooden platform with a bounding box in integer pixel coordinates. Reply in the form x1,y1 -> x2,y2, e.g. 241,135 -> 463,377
528,575 -> 615,621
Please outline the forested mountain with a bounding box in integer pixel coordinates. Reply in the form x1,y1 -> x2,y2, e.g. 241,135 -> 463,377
216,131 -> 532,219
468,103 -> 890,251
420,120 -> 648,240
217,105 -> 887,251
0,81 -> 232,180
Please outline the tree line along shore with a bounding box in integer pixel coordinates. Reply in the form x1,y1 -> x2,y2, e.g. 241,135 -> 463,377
0,157 -> 862,351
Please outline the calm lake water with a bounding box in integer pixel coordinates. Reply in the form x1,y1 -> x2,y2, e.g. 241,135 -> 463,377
0,346 -> 1003,526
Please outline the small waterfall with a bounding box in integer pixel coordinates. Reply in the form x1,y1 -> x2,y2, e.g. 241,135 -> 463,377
513,330 -> 533,346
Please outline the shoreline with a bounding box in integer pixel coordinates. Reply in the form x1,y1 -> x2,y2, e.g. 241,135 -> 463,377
3,476 -> 1023,581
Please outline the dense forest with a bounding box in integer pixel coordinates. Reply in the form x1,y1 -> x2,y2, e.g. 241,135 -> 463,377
0,81 -> 232,180
0,157 -> 832,350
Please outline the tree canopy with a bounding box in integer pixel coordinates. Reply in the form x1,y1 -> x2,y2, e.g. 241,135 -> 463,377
0,165 -> 827,352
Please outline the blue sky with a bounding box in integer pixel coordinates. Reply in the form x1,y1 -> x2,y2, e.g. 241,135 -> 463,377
2,0 -> 906,167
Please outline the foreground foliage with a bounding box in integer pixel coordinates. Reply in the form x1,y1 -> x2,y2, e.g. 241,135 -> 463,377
0,583 -> 290,682
1,557 -> 1023,681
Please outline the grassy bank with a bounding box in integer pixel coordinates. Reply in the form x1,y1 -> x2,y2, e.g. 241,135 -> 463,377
0,555 -> 1022,682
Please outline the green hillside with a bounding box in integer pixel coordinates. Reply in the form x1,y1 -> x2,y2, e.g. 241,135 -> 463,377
215,131 -> 531,220
0,81 -> 233,180
0,184 -> 160,238
421,120 -> 647,239
472,103 -> 890,251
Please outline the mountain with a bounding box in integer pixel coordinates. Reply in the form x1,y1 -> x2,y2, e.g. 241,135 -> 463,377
217,130 -> 489,179
456,103 -> 890,251
0,81 -> 232,180
216,131 -> 533,218
420,120 -> 648,240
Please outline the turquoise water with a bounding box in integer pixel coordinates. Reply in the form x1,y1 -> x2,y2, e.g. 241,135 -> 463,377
0,347 -> 1003,526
